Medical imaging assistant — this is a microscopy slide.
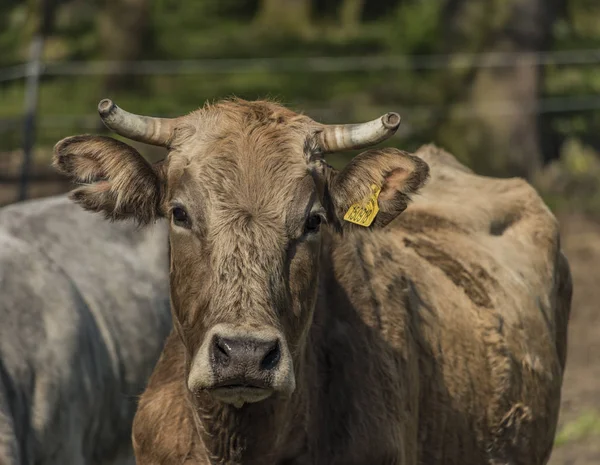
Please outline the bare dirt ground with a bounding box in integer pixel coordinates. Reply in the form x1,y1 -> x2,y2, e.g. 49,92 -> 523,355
549,214 -> 600,465
0,179 -> 598,463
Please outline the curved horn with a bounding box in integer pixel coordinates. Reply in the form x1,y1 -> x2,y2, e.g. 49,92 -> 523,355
98,99 -> 176,147
318,112 -> 401,153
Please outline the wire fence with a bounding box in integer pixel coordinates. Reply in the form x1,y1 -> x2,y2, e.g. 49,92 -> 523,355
2,94 -> 600,139
4,48 -> 600,82
3,48 -> 600,131
3,49 -> 600,204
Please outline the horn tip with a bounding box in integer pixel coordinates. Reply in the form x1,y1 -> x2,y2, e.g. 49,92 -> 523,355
382,112 -> 401,130
98,99 -> 115,116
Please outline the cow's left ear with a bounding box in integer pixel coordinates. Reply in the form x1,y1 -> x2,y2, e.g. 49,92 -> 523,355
326,148 -> 429,230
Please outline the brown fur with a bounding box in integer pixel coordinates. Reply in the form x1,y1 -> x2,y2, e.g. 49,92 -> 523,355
53,135 -> 166,224
53,100 -> 572,465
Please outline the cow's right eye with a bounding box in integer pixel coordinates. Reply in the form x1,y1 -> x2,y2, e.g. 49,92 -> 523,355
172,207 -> 190,227
304,214 -> 323,235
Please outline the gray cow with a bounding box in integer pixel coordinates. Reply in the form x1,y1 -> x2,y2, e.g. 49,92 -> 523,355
0,194 -> 170,465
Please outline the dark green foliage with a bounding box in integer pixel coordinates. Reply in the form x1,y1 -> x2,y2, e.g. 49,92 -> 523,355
1,0 -> 600,215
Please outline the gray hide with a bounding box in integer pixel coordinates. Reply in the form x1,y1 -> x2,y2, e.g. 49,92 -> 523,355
0,195 -> 170,465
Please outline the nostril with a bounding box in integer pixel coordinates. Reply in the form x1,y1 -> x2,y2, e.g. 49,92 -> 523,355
212,336 -> 231,366
260,341 -> 281,371
216,340 -> 229,356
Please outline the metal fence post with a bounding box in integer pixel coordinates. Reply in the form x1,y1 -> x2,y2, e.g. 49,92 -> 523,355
18,35 -> 44,202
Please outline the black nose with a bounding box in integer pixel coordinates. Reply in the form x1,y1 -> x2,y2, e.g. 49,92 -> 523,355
211,335 -> 281,375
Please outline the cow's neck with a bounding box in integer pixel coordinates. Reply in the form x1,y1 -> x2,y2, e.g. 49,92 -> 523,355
189,353 -> 314,465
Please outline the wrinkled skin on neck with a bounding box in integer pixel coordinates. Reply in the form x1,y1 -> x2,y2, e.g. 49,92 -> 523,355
189,363 -> 312,465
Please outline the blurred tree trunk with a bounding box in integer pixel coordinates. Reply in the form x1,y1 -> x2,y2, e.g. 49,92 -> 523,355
98,0 -> 150,93
437,0 -> 563,179
339,0 -> 365,30
254,0 -> 312,37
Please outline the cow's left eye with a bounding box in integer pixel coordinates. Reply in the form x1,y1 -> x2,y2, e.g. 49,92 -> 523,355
172,206 -> 191,228
304,214 -> 322,235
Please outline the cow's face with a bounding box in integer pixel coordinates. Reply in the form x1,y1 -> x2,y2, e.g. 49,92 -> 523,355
54,99 -> 429,407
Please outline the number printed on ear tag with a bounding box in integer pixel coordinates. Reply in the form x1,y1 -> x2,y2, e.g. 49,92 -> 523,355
343,184 -> 381,227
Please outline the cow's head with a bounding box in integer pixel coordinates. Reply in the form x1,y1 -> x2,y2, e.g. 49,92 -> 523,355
54,99 -> 428,408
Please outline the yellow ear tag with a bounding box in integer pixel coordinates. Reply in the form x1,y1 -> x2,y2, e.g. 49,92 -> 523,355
343,184 -> 381,227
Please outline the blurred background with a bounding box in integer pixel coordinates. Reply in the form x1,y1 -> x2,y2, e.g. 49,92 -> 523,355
0,0 -> 599,462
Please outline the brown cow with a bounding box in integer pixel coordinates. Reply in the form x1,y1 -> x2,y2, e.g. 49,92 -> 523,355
53,98 -> 572,465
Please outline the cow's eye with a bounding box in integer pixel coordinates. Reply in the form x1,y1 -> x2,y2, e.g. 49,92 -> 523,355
304,214 -> 323,235
172,206 -> 190,227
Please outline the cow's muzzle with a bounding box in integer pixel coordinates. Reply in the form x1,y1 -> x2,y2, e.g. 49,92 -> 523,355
187,324 -> 295,407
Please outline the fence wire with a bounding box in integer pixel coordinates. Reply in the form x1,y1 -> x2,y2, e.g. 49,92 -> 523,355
4,48 -> 600,82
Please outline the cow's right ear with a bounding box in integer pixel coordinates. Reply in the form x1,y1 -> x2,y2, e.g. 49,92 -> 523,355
53,135 -> 166,224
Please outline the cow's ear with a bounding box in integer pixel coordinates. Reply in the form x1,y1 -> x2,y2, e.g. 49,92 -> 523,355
327,148 -> 429,230
53,135 -> 166,224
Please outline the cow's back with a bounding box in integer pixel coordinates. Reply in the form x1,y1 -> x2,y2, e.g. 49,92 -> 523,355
0,195 -> 171,464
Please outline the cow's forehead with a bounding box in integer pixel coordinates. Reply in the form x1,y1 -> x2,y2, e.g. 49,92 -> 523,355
171,98 -> 312,149
182,159 -> 312,224
166,103 -> 315,214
